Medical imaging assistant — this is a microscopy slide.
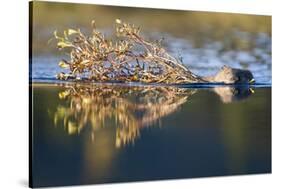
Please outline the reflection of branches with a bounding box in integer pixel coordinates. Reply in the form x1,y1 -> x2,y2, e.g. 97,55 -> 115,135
52,83 -> 254,148
52,84 -> 196,148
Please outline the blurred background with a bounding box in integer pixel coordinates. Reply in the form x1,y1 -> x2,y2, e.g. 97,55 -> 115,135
31,1 -> 271,53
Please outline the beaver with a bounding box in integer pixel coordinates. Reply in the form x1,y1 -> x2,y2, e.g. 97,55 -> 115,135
201,65 -> 255,84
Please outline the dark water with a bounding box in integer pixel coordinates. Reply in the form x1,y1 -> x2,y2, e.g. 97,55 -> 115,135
31,83 -> 271,187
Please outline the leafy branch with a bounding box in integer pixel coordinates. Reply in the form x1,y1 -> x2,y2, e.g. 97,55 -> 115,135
54,19 -> 204,84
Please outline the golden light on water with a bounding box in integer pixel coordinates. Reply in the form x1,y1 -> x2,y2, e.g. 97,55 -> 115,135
52,84 -> 196,148
51,83 -> 254,148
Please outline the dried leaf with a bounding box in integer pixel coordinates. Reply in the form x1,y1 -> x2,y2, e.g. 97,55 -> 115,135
115,19 -> 122,24
57,41 -> 73,48
68,29 -> 79,35
58,61 -> 69,68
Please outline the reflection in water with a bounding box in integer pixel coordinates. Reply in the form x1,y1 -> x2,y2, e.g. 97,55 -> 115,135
53,84 -> 196,148
212,86 -> 254,103
33,84 -> 270,187
51,83 -> 254,148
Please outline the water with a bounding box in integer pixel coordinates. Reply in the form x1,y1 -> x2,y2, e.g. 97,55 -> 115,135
31,83 -> 271,187
30,24 -> 272,188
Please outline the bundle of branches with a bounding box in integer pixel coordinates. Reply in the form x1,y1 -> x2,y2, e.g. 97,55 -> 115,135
54,19 -> 204,84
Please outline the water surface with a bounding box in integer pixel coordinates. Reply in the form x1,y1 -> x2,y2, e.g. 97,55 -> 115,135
31,83 -> 271,187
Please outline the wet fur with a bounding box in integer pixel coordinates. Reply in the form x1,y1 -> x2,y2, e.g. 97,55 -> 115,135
201,65 -> 254,84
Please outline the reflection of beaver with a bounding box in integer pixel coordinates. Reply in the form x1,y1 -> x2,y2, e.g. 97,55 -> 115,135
202,65 -> 255,84
212,86 -> 254,103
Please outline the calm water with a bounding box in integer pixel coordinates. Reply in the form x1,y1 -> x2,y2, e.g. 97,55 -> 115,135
31,83 -> 271,187
30,7 -> 272,186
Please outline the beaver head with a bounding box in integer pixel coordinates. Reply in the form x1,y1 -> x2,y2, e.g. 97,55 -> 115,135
213,65 -> 255,84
